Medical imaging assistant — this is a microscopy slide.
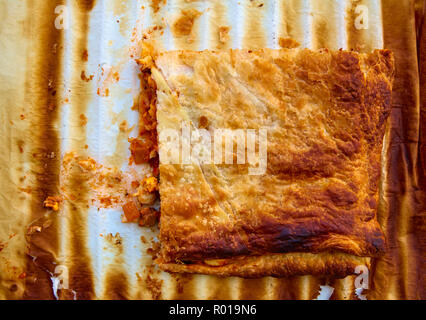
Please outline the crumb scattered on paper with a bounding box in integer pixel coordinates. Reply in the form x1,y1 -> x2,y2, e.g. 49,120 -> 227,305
219,26 -> 230,44
119,120 -> 129,132
172,9 -> 202,37
81,70 -> 94,82
150,0 -> 166,13
145,274 -> 163,300
79,114 -> 88,127
43,196 -> 62,211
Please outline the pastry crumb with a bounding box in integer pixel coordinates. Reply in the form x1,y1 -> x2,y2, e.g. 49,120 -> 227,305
119,120 -> 128,132
219,26 -> 230,44
79,114 -> 88,126
150,0 -> 166,13
139,208 -> 160,227
43,196 -> 62,211
82,49 -> 88,61
142,176 -> 159,193
172,9 -> 202,37
78,157 -> 97,171
80,70 -> 94,82
278,37 -> 300,49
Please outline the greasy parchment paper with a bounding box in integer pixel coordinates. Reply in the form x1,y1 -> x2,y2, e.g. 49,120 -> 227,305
0,0 -> 424,299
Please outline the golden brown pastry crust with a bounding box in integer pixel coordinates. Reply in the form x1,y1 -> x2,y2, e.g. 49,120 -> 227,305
153,48 -> 394,277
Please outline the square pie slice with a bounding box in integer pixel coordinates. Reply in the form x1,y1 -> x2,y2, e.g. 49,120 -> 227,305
148,48 -> 394,278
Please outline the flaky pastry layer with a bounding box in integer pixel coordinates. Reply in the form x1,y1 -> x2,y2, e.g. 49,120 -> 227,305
149,48 -> 394,277
157,252 -> 369,278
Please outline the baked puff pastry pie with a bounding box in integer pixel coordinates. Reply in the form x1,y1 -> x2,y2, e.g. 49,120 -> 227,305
143,48 -> 394,278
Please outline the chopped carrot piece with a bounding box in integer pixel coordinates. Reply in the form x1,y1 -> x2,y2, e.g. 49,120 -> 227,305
43,196 -> 62,211
122,201 -> 140,223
